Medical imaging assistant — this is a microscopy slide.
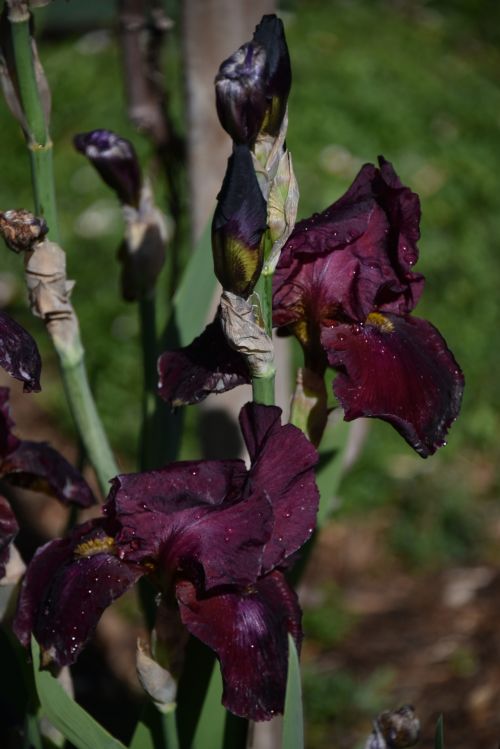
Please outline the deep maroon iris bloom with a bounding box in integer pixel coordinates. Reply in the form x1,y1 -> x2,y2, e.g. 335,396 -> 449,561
0,387 -> 94,506
14,404 -> 318,720
273,157 -> 464,456
73,129 -> 142,208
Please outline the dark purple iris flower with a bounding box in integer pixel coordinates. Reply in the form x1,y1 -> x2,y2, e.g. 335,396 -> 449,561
0,387 -> 94,506
73,129 -> 142,208
14,403 -> 318,720
215,14 -> 291,145
273,156 -> 464,456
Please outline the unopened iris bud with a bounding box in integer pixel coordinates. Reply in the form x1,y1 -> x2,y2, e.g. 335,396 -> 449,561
215,42 -> 268,145
73,129 -> 142,208
0,209 -> 47,253
212,144 -> 267,298
215,14 -> 291,145
252,14 -> 291,138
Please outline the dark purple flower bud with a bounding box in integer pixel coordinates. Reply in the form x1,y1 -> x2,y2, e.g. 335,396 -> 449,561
215,42 -> 268,145
273,156 -> 464,455
157,317 -> 250,407
0,387 -> 94,506
215,15 -> 291,144
73,129 -> 142,208
0,209 -> 48,253
252,14 -> 291,137
0,495 -> 18,580
212,144 -> 267,297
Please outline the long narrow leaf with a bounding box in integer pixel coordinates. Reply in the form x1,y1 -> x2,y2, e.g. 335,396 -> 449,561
172,223 -> 217,347
191,661 -> 225,749
434,714 -> 444,749
282,635 -> 303,749
31,637 -> 127,749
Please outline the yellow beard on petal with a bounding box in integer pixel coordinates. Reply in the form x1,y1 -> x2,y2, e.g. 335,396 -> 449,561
365,312 -> 395,333
74,536 -> 115,558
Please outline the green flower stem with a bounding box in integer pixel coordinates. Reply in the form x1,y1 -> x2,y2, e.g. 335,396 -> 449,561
138,292 -> 160,470
252,266 -> 276,406
8,8 -> 118,493
163,708 -> 180,749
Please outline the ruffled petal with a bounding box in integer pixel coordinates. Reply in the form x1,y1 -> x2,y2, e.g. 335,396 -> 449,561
108,460 -> 271,588
239,403 -> 319,571
2,441 -> 95,507
176,570 -> 301,721
158,319 -> 250,406
13,520 -> 143,665
273,158 -> 425,336
0,495 -> 18,580
322,313 -> 464,457
0,311 -> 41,393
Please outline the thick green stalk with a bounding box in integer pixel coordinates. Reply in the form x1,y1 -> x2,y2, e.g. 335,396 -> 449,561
138,292 -> 160,470
252,266 -> 276,406
7,7 -> 118,492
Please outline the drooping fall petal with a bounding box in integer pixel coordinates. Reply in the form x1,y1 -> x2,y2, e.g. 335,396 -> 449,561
176,570 -> 301,721
321,313 -> 464,457
157,319 -> 250,406
1,440 -> 95,507
0,311 -> 41,393
13,520 -> 143,666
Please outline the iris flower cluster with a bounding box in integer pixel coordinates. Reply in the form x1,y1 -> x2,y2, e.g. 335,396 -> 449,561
10,11 -> 464,725
14,403 -> 318,720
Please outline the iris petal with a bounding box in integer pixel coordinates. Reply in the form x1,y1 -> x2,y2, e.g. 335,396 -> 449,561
0,496 -> 18,580
13,520 -> 142,666
240,403 -> 319,571
157,319 -> 250,406
176,570 -> 301,721
0,311 -> 41,393
322,314 -> 464,457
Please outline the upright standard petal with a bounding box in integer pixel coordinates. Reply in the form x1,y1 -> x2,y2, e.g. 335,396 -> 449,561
176,570 -> 301,721
322,314 -> 464,457
239,403 -> 319,571
108,461 -> 272,590
13,520 -> 143,666
73,129 -> 142,208
0,495 -> 18,580
0,311 -> 41,393
157,319 -> 250,406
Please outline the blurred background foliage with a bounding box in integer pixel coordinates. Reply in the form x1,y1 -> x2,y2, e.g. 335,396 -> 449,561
0,0 -> 498,746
